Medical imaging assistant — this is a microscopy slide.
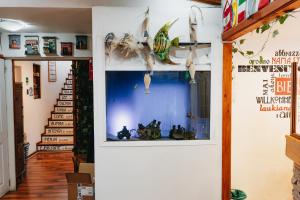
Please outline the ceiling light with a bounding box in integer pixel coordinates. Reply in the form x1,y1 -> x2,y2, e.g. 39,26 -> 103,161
0,18 -> 27,32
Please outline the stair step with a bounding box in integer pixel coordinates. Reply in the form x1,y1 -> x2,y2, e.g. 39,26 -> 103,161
41,134 -> 74,143
45,127 -> 74,135
64,84 -> 73,89
37,142 -> 74,151
66,79 -> 72,85
57,100 -> 73,106
68,74 -> 73,79
62,89 -> 73,95
59,94 -> 73,100
49,120 -> 73,127
54,106 -> 73,113
52,113 -> 73,120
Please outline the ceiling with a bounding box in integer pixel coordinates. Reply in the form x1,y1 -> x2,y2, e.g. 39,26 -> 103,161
0,8 -> 92,33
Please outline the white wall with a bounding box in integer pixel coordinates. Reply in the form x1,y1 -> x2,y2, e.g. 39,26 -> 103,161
1,33 -> 92,58
231,13 -> 300,200
93,2 -> 222,200
15,61 -> 72,154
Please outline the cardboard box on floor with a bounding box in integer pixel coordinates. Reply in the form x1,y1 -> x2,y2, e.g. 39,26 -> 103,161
66,173 -> 94,200
79,163 -> 94,183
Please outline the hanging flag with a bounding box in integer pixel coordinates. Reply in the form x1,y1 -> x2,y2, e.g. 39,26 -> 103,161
246,0 -> 258,18
223,0 -> 233,31
258,0 -> 269,10
238,0 -> 246,23
232,0 -> 238,26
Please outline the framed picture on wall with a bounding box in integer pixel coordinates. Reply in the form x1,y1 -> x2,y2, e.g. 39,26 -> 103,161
61,42 -> 73,56
25,36 -> 40,55
9,34 -> 21,49
48,61 -> 57,82
43,37 -> 57,55
76,35 -> 88,50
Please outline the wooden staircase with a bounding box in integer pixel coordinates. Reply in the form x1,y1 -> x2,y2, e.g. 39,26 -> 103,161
37,72 -> 75,151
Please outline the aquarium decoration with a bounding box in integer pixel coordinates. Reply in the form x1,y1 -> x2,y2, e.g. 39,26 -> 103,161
117,126 -> 131,140
137,120 -> 161,140
169,125 -> 196,140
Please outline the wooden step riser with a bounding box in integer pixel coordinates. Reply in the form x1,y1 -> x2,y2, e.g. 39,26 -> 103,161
45,128 -> 73,135
64,85 -> 73,90
52,113 -> 73,120
62,90 -> 73,95
42,136 -> 74,143
49,121 -> 73,127
37,145 -> 74,151
54,107 -> 73,113
59,95 -> 73,100
57,101 -> 73,106
66,80 -> 72,85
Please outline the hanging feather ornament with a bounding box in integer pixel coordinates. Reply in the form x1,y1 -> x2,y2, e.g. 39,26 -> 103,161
105,32 -> 118,64
118,33 -> 143,58
144,73 -> 151,94
186,50 -> 196,84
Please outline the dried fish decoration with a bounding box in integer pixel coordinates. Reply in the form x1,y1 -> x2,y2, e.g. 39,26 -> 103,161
142,7 -> 155,74
189,5 -> 203,44
142,7 -> 150,39
186,50 -> 196,84
118,33 -> 144,58
105,32 -> 118,63
144,73 -> 151,94
145,53 -> 155,74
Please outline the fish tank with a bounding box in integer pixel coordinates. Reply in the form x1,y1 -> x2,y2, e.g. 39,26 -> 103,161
106,71 -> 211,141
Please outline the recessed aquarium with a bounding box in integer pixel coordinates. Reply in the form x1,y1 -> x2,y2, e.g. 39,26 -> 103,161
106,71 -> 210,141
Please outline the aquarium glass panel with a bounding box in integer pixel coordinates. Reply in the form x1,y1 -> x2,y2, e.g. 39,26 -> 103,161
106,71 -> 210,141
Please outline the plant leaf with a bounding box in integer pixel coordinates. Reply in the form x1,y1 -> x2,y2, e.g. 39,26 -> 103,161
272,30 -> 279,38
256,28 -> 260,33
261,24 -> 270,33
232,48 -> 238,53
250,60 -> 254,65
239,39 -> 245,45
279,14 -> 288,24
239,51 -> 245,56
246,51 -> 254,55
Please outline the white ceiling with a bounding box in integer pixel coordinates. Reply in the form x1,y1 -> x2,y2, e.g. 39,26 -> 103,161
0,8 -> 92,33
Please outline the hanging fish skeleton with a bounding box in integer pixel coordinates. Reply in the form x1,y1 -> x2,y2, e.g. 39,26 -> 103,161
153,19 -> 180,65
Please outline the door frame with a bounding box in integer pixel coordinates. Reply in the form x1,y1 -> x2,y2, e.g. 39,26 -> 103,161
0,58 -> 10,197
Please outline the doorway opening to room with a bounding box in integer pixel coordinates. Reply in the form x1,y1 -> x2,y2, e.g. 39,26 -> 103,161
12,59 -> 94,183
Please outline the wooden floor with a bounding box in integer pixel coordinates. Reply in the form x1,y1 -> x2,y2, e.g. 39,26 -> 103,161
1,152 -> 74,200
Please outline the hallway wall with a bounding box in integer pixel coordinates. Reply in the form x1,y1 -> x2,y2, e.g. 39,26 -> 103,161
231,12 -> 300,200
15,61 -> 72,155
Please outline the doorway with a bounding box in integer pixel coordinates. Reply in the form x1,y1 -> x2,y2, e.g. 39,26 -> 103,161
0,58 -> 10,197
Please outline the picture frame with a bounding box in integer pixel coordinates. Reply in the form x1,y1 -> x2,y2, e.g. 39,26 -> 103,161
25,36 -> 40,55
76,35 -> 88,50
9,34 -> 21,49
48,61 -> 57,82
61,42 -> 73,56
43,37 -> 57,55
